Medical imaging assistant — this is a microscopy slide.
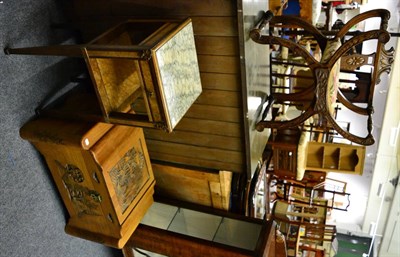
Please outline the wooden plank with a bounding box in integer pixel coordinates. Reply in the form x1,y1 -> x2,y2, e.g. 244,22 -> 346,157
191,17 -> 238,37
209,181 -> 223,209
173,118 -> 242,138
144,129 -> 242,151
154,170 -> 213,207
148,152 -> 245,173
185,104 -> 242,123
153,163 -> 221,182
195,89 -> 241,107
219,171 -> 233,210
195,36 -> 239,56
199,73 -> 241,92
146,140 -> 243,164
198,55 -> 240,74
73,0 -> 236,17
76,17 -> 238,39
112,0 -> 236,17
151,163 -> 232,209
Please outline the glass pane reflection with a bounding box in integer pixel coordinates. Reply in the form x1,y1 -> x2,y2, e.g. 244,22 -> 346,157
140,202 -> 262,252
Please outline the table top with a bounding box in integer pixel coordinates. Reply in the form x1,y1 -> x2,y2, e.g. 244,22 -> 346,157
154,20 -> 202,130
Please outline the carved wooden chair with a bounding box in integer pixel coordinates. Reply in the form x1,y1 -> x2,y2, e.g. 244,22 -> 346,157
250,9 -> 394,145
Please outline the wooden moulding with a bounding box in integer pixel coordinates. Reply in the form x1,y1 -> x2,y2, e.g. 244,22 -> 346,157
19,118 -> 113,150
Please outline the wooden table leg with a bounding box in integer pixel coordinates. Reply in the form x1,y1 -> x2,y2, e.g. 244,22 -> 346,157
122,246 -> 135,257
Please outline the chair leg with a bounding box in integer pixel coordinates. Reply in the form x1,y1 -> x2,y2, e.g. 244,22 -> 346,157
4,45 -> 83,57
261,95 -> 275,121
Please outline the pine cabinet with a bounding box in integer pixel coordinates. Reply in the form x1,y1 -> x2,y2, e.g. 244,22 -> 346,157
20,118 -> 155,248
305,142 -> 366,175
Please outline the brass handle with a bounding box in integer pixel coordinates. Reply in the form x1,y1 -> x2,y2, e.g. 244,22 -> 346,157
92,172 -> 100,184
107,214 -> 114,223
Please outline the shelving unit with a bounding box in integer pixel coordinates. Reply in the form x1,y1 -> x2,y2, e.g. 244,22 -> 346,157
305,142 -> 365,175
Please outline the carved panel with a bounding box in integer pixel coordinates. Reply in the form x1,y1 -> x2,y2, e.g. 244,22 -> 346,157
57,161 -> 102,217
376,46 -> 395,84
109,147 -> 148,213
340,53 -> 371,71
314,68 -> 329,113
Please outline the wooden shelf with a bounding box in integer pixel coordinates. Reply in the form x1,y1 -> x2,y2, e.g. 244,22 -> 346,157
338,148 -> 359,171
305,142 -> 365,175
306,145 -> 324,169
322,147 -> 340,170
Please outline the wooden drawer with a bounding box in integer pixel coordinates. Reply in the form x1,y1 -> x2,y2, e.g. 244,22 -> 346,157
20,118 -> 155,248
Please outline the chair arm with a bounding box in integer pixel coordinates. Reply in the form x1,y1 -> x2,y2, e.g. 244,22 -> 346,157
336,9 -> 390,39
250,10 -> 274,40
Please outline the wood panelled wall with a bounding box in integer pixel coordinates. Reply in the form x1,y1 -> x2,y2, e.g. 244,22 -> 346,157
71,0 -> 246,172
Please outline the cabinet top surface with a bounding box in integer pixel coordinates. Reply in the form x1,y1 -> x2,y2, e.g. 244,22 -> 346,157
154,21 -> 202,129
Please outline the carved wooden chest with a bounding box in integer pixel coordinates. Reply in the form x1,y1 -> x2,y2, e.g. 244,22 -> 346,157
20,118 -> 155,248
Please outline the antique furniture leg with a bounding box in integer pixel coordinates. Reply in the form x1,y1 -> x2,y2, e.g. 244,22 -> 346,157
4,45 -> 83,56
122,246 -> 136,257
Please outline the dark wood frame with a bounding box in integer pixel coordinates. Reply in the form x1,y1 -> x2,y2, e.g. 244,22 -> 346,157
250,9 -> 394,146
123,199 -> 278,257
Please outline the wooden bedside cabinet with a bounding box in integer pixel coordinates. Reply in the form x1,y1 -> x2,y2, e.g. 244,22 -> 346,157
267,129 -> 301,179
20,118 -> 155,248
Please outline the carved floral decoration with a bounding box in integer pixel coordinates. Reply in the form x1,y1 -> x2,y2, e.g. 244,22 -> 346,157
56,161 -> 102,217
346,56 -> 365,67
109,147 -> 148,214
